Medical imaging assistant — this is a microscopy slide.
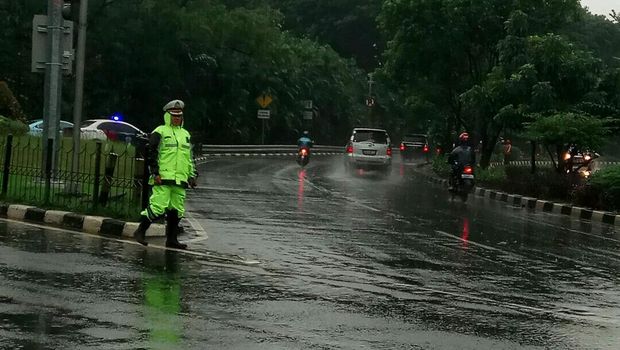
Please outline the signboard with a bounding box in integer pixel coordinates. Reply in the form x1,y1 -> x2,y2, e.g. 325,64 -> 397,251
31,15 -> 74,74
303,110 -> 313,120
365,97 -> 375,107
256,94 -> 273,108
257,109 -> 270,119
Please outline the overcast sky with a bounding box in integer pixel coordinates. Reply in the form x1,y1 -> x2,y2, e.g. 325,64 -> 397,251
581,0 -> 617,16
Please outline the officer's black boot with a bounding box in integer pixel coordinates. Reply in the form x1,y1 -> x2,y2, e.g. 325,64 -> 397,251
133,215 -> 151,246
165,210 -> 187,250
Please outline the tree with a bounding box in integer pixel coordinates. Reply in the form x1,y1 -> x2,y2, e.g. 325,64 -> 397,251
378,0 -> 584,166
524,112 -> 609,173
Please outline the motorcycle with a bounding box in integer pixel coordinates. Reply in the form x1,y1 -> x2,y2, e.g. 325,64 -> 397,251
449,164 -> 475,202
563,147 -> 599,179
297,147 -> 310,167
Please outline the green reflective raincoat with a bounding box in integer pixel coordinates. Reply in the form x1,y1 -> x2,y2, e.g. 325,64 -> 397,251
148,112 -> 196,187
141,112 -> 196,220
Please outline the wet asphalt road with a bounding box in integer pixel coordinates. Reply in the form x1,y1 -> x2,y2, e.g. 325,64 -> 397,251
2,156 -> 620,349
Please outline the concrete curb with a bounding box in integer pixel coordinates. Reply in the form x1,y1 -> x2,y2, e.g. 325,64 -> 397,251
0,203 -> 165,238
416,172 -> 620,227
193,152 -> 341,161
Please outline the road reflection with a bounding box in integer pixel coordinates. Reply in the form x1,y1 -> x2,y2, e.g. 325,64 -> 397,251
143,250 -> 183,348
461,217 -> 470,250
297,169 -> 306,211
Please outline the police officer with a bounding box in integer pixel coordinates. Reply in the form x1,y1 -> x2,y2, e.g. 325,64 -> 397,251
133,99 -> 197,249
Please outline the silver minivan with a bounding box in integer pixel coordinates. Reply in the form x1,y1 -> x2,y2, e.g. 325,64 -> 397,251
344,128 -> 392,174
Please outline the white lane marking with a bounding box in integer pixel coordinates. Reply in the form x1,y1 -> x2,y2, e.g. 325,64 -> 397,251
183,209 -> 208,244
302,177 -> 382,213
0,217 -> 259,266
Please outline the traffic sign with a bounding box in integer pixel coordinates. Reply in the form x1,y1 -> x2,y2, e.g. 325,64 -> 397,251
256,94 -> 273,108
365,97 -> 375,107
302,100 -> 313,109
303,110 -> 313,120
31,15 -> 74,74
257,109 -> 270,119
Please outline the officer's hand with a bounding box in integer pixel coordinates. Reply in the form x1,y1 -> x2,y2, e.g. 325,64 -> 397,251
189,177 -> 197,189
154,175 -> 162,185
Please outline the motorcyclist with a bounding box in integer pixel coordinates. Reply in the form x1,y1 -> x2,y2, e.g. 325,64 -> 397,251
297,130 -> 313,149
448,132 -> 476,190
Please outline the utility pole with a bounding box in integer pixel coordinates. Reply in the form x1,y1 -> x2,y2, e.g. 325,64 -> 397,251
42,0 -> 65,174
70,0 -> 88,188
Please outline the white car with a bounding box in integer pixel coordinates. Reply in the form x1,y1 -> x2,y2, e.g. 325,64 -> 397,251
344,127 -> 393,174
80,118 -> 147,144
28,119 -> 106,140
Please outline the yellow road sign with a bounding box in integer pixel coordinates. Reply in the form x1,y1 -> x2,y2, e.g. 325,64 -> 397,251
256,94 -> 273,108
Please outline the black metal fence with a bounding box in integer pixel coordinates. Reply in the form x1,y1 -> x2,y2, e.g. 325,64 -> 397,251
0,134 -> 149,220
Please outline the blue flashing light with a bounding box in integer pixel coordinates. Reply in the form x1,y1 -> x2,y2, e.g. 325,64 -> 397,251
110,113 -> 123,122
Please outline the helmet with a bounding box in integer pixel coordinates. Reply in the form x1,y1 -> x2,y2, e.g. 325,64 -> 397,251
163,99 -> 184,116
302,130 -> 309,136
459,132 -> 469,142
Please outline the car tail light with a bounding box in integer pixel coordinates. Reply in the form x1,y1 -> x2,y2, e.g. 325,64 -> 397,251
387,147 -> 392,156
423,145 -> 429,153
399,143 -> 405,151
346,145 -> 353,153
463,166 -> 473,174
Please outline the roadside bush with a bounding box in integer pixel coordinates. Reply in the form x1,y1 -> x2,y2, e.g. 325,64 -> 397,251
476,166 -> 507,188
432,154 -> 450,177
574,165 -> 620,211
502,165 -> 571,200
0,115 -> 28,136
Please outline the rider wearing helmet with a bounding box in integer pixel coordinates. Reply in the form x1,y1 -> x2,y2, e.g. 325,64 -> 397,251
297,130 -> 313,149
448,132 -> 476,190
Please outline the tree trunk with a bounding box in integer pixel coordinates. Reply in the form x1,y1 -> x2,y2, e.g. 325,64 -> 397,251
479,141 -> 495,169
530,140 -> 537,174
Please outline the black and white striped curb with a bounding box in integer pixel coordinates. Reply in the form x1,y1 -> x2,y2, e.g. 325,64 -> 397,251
489,160 -> 620,168
422,174 -> 620,227
0,203 -> 164,237
194,152 -> 340,161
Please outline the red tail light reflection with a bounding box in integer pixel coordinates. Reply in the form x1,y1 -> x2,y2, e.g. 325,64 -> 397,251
461,218 -> 470,249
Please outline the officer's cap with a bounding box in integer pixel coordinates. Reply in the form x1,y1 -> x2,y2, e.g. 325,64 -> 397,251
163,99 -> 185,116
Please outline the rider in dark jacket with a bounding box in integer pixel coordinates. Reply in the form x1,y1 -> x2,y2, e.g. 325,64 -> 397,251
297,130 -> 313,148
448,132 -> 476,190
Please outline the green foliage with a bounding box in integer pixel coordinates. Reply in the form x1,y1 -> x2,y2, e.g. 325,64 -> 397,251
0,115 -> 28,136
524,112 -> 608,149
574,165 -> 620,211
476,166 -> 507,188
256,0 -> 385,70
2,0 -> 368,146
379,0 -> 619,170
431,155 -> 450,177
503,165 -> 571,200
588,165 -> 620,209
